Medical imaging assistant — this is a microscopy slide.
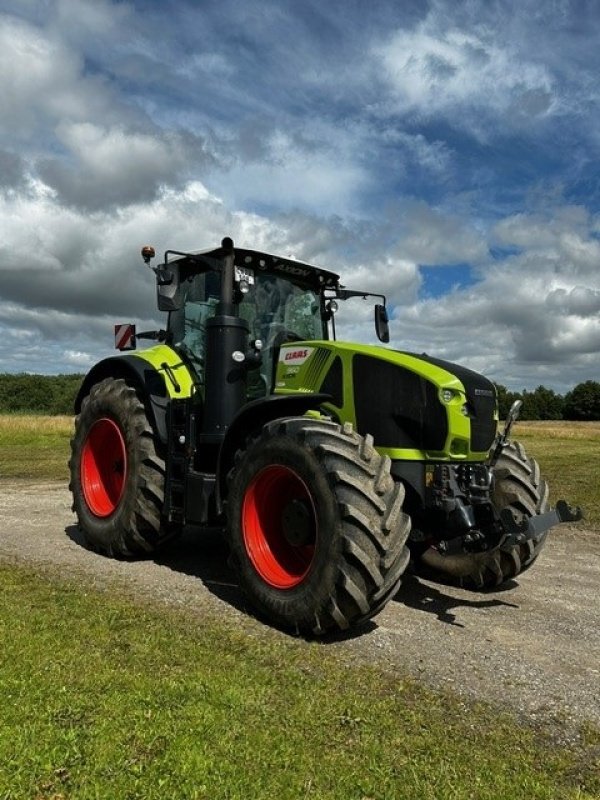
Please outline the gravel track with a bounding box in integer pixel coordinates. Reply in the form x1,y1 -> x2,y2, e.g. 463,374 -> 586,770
1,480 -> 599,735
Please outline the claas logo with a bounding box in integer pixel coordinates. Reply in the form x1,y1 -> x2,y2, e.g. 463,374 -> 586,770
285,349 -> 309,361
280,347 -> 313,365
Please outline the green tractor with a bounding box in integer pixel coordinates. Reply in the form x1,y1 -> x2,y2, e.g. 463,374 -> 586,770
69,238 -> 581,635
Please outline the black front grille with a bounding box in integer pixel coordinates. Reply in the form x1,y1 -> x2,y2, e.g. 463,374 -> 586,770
353,355 -> 448,450
469,390 -> 497,452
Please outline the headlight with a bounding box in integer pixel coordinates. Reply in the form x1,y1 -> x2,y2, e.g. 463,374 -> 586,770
441,389 -> 454,403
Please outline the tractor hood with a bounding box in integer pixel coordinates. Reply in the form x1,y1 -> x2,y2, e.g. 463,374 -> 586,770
275,341 -> 498,461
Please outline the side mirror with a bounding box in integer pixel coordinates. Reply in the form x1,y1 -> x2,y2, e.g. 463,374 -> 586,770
156,264 -> 183,311
375,304 -> 390,343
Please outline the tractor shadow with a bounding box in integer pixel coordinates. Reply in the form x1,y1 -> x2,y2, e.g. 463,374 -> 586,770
154,526 -> 249,611
393,572 -> 519,628
66,523 -> 378,640
66,523 -> 248,614
156,528 -> 379,641
65,526 -> 517,638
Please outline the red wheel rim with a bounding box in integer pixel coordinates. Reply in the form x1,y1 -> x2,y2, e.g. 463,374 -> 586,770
242,465 -> 317,589
80,418 -> 127,517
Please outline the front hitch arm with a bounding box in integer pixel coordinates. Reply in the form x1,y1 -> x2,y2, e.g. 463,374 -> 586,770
436,501 -> 583,557
498,500 -> 583,548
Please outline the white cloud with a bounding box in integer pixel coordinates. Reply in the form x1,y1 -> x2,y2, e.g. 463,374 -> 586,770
3,166 -> 597,393
493,205 -> 592,247
213,129 -> 369,216
0,14 -> 120,135
0,178 -> 99,272
60,123 -> 172,177
0,1 -> 598,396
380,206 -> 600,391
546,286 -> 600,316
63,349 -> 96,368
0,176 -> 342,371
492,207 -> 600,280
341,258 -> 420,308
380,130 -> 452,176
391,201 -> 488,266
375,22 -> 556,134
39,123 -> 188,209
54,0 -> 131,38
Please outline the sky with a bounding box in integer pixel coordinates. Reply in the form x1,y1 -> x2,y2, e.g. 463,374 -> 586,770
1,0 -> 599,392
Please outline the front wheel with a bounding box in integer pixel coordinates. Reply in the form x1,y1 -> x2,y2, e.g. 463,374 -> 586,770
225,418 -> 411,635
69,377 -> 171,557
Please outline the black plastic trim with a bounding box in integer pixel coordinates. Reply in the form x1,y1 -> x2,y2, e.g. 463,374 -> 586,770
74,355 -> 170,445
216,392 -> 332,511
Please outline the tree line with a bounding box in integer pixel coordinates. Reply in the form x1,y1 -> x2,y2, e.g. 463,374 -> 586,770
0,373 -> 84,415
496,381 -> 600,420
0,372 -> 599,420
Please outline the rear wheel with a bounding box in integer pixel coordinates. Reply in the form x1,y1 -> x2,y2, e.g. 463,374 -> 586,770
226,417 -> 411,635
420,441 -> 550,588
69,377 -> 171,556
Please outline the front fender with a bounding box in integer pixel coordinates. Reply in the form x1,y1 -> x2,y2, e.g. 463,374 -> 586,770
216,392 -> 331,512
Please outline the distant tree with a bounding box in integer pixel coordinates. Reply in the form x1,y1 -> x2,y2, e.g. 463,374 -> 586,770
521,385 -> 564,420
563,381 -> 600,421
0,374 -> 83,414
495,384 -> 564,420
536,385 -> 565,420
519,389 -> 538,421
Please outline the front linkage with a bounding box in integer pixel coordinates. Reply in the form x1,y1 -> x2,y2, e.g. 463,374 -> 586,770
425,400 -> 582,558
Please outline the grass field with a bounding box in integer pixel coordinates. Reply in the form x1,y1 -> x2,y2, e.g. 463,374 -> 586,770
512,421 -> 600,530
0,414 -> 72,481
1,416 -> 599,797
0,415 -> 597,528
0,563 -> 599,800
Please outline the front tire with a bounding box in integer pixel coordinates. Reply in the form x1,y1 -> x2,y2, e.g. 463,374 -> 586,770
226,418 -> 411,635
69,377 -> 170,557
420,441 -> 550,588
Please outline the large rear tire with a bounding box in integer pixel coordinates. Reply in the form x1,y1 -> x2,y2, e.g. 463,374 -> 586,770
225,417 -> 411,635
69,377 -> 171,557
420,441 -> 550,589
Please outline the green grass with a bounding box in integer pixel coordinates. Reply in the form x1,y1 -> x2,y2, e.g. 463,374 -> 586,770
0,414 -> 72,481
0,563 -> 598,800
514,421 -> 600,530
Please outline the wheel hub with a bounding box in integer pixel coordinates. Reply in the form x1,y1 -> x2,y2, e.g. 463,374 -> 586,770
281,499 -> 313,547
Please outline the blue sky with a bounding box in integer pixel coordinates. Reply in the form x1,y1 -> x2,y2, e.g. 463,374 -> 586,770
0,0 -> 599,391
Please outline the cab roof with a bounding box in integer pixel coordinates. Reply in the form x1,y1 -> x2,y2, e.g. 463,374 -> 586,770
165,243 -> 340,291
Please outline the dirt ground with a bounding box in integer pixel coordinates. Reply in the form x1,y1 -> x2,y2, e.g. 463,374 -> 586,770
1,481 -> 598,738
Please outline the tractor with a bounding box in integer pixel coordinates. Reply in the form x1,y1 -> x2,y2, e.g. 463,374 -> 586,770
69,237 -> 581,635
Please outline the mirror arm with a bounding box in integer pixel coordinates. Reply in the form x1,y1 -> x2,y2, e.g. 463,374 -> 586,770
336,288 -> 387,305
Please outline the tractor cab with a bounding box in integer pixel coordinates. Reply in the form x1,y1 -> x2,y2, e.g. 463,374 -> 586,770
163,247 -> 332,397
142,240 -> 388,400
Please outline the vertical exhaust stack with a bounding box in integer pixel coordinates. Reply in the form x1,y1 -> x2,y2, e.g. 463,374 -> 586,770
201,238 -> 250,444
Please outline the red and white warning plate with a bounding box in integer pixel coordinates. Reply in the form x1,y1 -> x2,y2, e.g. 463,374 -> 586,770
114,323 -> 136,351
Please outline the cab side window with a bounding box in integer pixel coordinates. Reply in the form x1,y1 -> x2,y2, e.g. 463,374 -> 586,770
170,270 -> 220,385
